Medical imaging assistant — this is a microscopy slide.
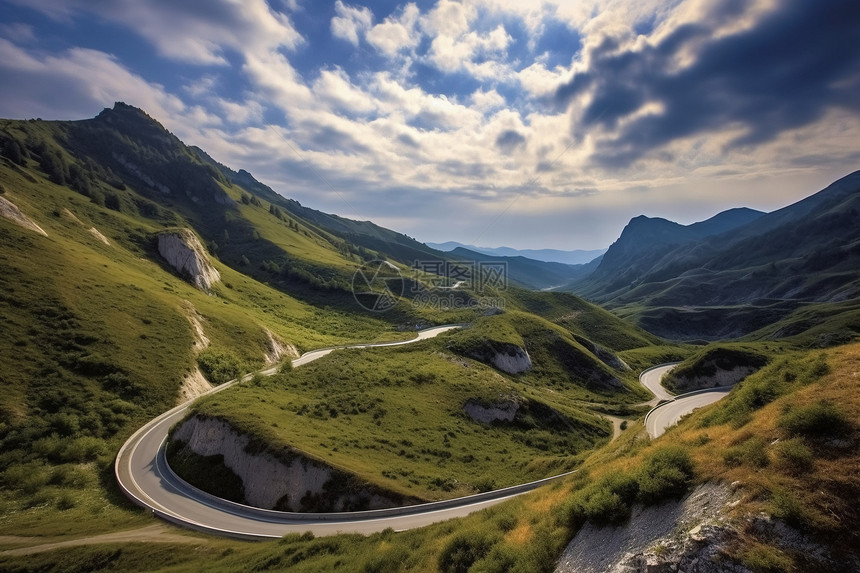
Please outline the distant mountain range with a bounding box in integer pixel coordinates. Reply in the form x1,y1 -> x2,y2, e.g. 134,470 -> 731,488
427,241 -> 606,265
447,246 -> 601,291
566,172 -> 860,339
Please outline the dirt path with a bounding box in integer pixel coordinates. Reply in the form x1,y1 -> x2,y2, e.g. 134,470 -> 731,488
0,524 -> 199,557
603,415 -> 626,440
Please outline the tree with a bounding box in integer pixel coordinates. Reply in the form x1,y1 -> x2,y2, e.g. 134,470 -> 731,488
4,139 -> 24,165
39,149 -> 68,185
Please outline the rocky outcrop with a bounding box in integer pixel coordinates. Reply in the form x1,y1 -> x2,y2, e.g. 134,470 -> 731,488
0,195 -> 47,236
464,398 -> 519,424
556,482 -> 743,573
668,366 -> 758,393
177,368 -> 213,404
263,329 -> 299,365
157,229 -> 220,290
171,415 -> 412,512
88,227 -> 111,246
490,344 -> 532,374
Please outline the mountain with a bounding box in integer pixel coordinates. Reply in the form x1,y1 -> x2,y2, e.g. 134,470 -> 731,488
0,103 -> 671,557
568,172 -> 860,340
449,246 -> 600,290
428,241 -> 606,265
577,208 -> 765,295
192,146 -> 444,265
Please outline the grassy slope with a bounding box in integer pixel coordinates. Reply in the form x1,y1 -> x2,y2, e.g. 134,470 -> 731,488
178,293 -> 661,502
5,342 -> 856,572
0,148 -> 407,537
187,340 -> 610,501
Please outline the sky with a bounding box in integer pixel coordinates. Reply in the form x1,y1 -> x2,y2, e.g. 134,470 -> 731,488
1,0 -> 858,250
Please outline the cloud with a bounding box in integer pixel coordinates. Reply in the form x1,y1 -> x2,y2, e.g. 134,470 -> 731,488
0,38 -> 216,131
366,3 -> 420,57
331,0 -> 373,46
555,0 -> 860,168
0,22 -> 36,43
7,0 -> 304,64
217,98 -> 264,125
471,88 -> 505,112
312,67 -> 378,116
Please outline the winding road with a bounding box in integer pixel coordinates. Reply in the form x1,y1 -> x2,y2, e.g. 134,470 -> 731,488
115,331 -> 733,540
641,363 -> 732,438
115,325 -> 574,540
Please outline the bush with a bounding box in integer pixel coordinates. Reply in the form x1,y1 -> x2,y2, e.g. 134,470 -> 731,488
582,488 -> 628,526
723,436 -> 769,468
636,446 -> 695,505
773,438 -> 813,474
197,349 -> 244,385
770,486 -> 810,529
438,532 -> 496,573
778,400 -> 847,437
571,471 -> 639,527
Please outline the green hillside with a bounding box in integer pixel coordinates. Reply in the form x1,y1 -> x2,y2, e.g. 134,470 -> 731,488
568,172 -> 860,340
0,105 -> 666,541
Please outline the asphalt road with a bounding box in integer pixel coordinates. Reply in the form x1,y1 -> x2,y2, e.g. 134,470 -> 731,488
117,331 -> 733,539
645,388 -> 731,438
115,325 -> 571,540
639,363 -> 679,405
640,364 -> 733,438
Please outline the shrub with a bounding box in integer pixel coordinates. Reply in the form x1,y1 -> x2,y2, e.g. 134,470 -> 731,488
636,446 -> 695,505
197,349 -> 244,385
581,488 -> 628,526
723,437 -> 769,468
438,532 -> 496,573
778,401 -> 847,437
571,471 -> 639,527
56,492 -> 77,510
769,486 -> 810,529
773,438 -> 814,474
740,543 -> 795,573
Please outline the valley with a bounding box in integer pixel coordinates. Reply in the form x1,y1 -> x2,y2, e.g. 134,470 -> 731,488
1,105 -> 858,572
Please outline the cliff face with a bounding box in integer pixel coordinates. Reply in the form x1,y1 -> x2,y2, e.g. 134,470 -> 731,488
171,415 -> 411,512
490,345 -> 532,374
157,229 -> 220,290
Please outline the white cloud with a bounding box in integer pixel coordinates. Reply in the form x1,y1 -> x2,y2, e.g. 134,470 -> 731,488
217,98 -> 264,125
471,88 -> 505,113
6,0 -> 304,64
312,67 -> 378,115
243,50 -> 313,116
0,39 -> 220,136
420,0 -> 475,37
517,61 -> 571,98
366,3 -> 420,57
330,0 -> 373,46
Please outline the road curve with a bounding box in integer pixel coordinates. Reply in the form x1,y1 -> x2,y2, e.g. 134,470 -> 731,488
115,325 -> 572,540
645,388 -> 731,438
639,363 -> 680,406
640,363 -> 733,438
